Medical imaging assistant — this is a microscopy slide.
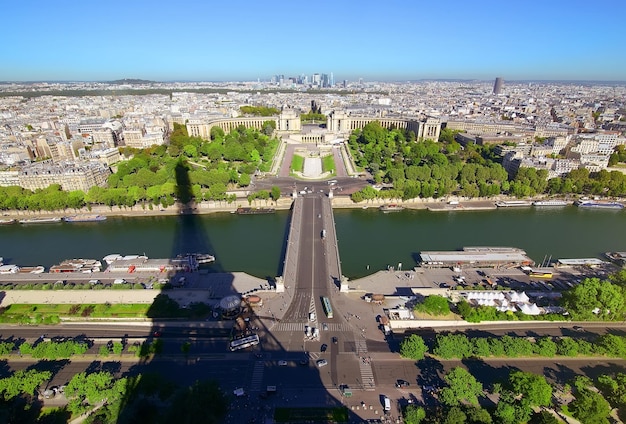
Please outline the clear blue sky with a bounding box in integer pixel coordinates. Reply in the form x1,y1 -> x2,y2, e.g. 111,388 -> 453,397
2,0 -> 625,82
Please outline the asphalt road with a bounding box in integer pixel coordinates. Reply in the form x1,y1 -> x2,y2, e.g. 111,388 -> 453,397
271,194 -> 359,391
2,178 -> 625,422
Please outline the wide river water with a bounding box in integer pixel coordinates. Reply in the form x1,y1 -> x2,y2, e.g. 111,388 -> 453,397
1,206 -> 624,280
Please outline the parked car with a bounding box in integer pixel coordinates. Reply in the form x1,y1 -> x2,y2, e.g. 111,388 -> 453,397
278,360 -> 288,366
316,359 -> 328,368
332,336 -> 338,344
321,344 -> 327,352
395,379 -> 410,388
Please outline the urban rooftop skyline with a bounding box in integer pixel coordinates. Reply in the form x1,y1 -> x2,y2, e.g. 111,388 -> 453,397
2,0 -> 626,83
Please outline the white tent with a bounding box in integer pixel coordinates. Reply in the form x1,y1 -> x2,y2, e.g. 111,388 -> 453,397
519,303 -> 541,315
497,305 -> 516,312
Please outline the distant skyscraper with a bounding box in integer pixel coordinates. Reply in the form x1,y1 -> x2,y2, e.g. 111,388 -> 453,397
493,77 -> 503,95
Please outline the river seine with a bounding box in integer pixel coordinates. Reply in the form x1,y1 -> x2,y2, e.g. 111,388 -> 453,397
1,206 -> 624,279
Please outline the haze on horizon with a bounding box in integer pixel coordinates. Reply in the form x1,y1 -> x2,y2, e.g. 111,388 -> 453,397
2,0 -> 625,83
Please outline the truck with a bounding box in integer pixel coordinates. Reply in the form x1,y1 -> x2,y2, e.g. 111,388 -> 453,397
379,315 -> 391,335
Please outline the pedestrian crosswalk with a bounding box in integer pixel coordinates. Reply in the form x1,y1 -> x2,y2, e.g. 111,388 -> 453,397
249,361 -> 265,392
271,322 -> 351,332
308,297 -> 317,323
355,338 -> 375,391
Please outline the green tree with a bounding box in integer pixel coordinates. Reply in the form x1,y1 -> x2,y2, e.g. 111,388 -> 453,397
534,337 -> 558,357
569,377 -> 611,424
465,406 -> 493,423
0,369 -> 52,400
562,277 -> 625,320
399,334 -> 428,360
439,367 -> 484,406
443,406 -> 467,424
183,144 -> 198,158
494,400 -> 527,424
596,333 -> 626,357
238,173 -> 251,187
433,334 -> 473,359
414,295 -> 450,316
99,345 -> 110,357
529,410 -> 560,424
556,337 -> 580,356
270,186 -> 281,201
65,371 -> 127,417
508,371 -> 553,407
597,373 -> 626,409
403,404 -> 426,424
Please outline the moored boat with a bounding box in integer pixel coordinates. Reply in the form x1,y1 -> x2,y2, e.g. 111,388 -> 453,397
604,252 -> 626,266
236,207 -> 275,215
0,218 -> 16,225
379,204 -> 405,212
63,214 -> 107,223
575,200 -> 624,209
18,217 -> 62,224
532,200 -> 570,207
495,200 -> 533,208
18,265 -> 46,274
176,252 -> 216,265
50,258 -> 102,273
0,264 -> 19,274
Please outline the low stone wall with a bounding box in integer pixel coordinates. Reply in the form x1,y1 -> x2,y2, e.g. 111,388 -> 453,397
389,319 -> 550,330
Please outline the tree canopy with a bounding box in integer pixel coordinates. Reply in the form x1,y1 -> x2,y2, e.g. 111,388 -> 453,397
439,367 -> 484,406
399,334 -> 428,360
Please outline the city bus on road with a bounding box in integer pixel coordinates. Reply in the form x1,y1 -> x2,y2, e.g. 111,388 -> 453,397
229,334 -> 260,351
321,296 -> 333,319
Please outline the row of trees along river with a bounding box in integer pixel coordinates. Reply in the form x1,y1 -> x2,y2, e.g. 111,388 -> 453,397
2,119 -> 626,212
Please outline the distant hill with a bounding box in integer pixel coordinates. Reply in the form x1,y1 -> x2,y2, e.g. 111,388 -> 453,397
107,78 -> 156,85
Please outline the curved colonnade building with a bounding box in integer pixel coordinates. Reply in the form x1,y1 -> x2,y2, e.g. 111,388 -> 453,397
186,107 -> 441,145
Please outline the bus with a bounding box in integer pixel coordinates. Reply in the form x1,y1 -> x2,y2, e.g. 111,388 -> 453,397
321,296 -> 333,319
229,334 -> 260,351
529,271 -> 553,279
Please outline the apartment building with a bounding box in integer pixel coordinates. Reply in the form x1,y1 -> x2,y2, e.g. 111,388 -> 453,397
18,161 -> 110,191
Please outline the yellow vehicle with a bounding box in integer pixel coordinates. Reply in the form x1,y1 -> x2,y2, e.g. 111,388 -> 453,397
529,271 -> 553,279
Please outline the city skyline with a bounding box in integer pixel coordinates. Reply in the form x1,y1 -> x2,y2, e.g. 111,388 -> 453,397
2,0 -> 626,83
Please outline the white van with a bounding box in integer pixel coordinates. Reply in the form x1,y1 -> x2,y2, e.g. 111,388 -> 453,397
383,396 -> 391,411
113,278 -> 126,285
88,279 -> 101,285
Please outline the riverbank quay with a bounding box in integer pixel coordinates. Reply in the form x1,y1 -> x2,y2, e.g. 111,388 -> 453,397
0,272 -> 269,306
0,267 -> 591,329
0,193 -> 555,220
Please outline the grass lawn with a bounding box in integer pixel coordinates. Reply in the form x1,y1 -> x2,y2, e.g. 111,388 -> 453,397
0,303 -> 152,323
290,154 -> 304,173
322,155 -> 336,174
